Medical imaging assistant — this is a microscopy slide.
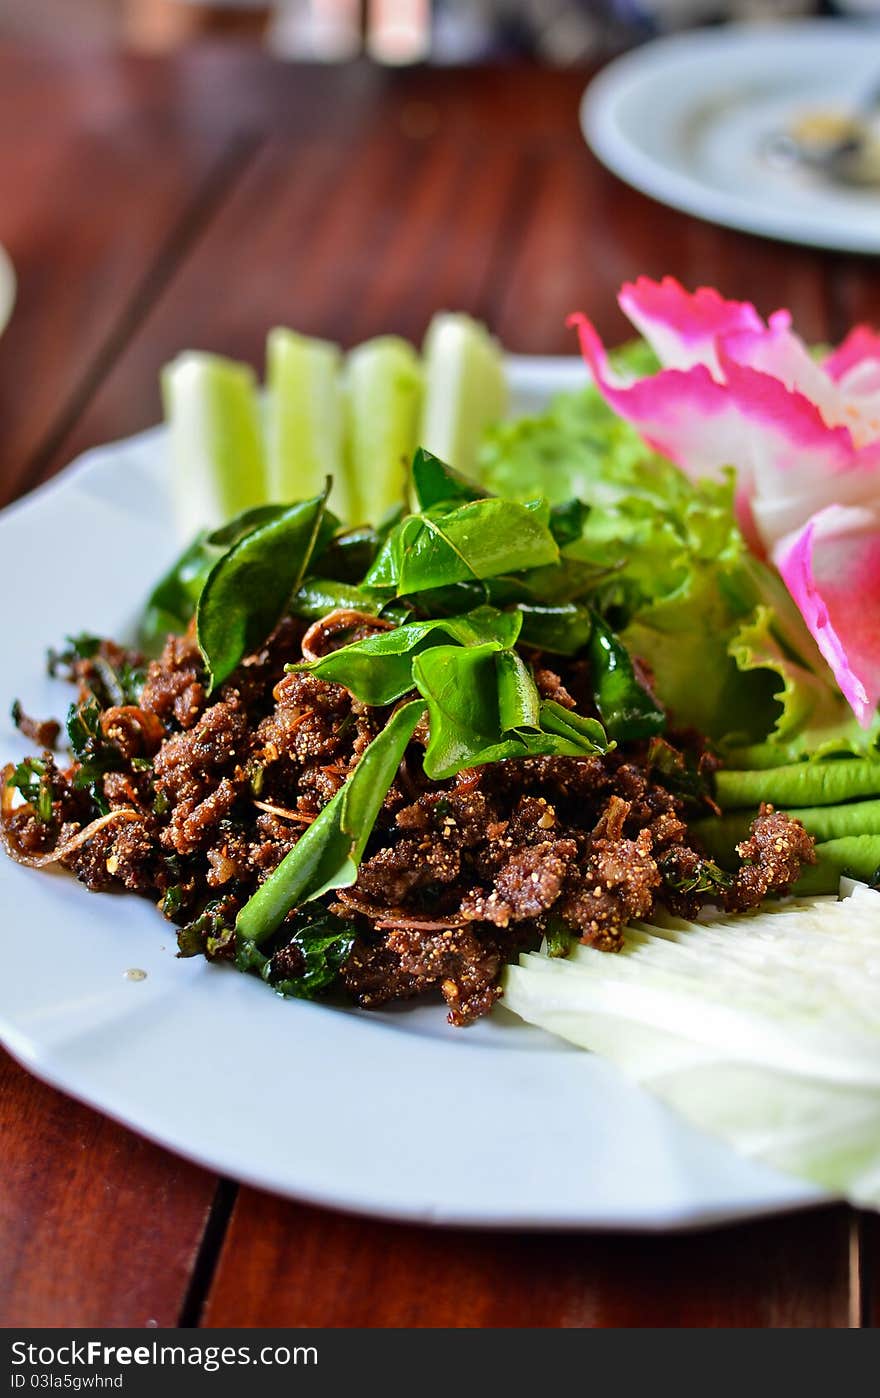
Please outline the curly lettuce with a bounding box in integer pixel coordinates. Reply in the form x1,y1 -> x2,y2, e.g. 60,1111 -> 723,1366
477,366 -> 875,754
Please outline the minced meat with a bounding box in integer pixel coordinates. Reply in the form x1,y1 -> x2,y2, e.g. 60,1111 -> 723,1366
1,619 -> 816,1026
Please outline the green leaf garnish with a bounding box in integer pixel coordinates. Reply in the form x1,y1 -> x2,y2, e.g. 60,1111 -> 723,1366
66,698 -> 124,814
292,605 -> 522,707
6,758 -> 54,823
588,611 -> 665,742
197,493 -> 333,691
412,644 -> 609,781
267,908 -> 356,1000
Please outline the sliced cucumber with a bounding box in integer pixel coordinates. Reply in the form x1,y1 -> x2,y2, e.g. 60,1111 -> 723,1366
265,327 -> 344,511
343,335 -> 422,525
162,351 -> 266,537
420,312 -> 507,476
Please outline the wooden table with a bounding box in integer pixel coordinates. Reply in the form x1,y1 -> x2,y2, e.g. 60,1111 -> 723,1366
1,40 -> 877,1330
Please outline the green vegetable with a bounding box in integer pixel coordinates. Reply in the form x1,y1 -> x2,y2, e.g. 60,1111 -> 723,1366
476,374 -> 863,753
548,499 -> 591,548
795,839 -> 880,894
392,498 -> 559,595
513,602 -> 593,656
312,524 -> 384,583
290,578 -> 383,622
715,760 -> 880,810
502,883 -> 880,1210
588,611 -> 664,742
268,909 -> 356,1000
698,799 -> 880,860
162,351 -> 267,536
293,605 -> 522,706
66,698 -> 121,814
235,698 -> 425,948
197,493 -> 331,690
646,737 -> 714,810
6,759 -> 54,823
343,336 -> 422,524
46,633 -> 145,707
412,644 -> 608,781
420,312 -> 506,476
266,328 -> 344,511
176,899 -> 232,958
411,446 -> 484,512
142,504 -> 294,643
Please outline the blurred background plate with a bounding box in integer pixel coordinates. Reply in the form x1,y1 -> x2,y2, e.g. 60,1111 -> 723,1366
0,243 -> 14,336
582,18 -> 880,254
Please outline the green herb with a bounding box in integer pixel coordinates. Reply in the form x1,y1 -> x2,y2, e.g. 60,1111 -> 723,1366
411,445 -> 484,511
588,612 -> 665,742
293,606 -> 522,707
545,917 -> 578,958
235,698 -> 425,949
47,632 -> 145,706
659,853 -> 732,897
47,633 -> 101,675
412,644 -> 609,781
312,525 -> 382,583
548,499 -> 591,547
142,504 -> 308,643
159,885 -> 185,921
197,493 -> 333,691
647,737 -> 714,810
66,698 -> 121,814
6,758 -> 54,823
513,602 -> 593,655
394,498 -> 560,595
268,909 -> 356,1000
177,899 -> 234,958
290,579 -> 383,622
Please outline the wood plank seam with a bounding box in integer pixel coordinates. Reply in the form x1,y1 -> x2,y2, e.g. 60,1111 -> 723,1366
19,130 -> 263,499
179,1177 -> 240,1328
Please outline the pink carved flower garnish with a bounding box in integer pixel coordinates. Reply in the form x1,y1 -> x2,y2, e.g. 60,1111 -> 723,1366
568,278 -> 880,726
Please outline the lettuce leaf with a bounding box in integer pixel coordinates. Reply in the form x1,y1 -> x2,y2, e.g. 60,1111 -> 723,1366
478,370 -> 870,751
726,602 -> 880,765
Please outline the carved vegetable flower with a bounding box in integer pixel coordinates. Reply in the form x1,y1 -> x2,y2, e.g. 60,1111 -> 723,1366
569,279 -> 880,726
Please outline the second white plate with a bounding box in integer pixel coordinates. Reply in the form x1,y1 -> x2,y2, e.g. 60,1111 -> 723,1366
582,19 -> 880,255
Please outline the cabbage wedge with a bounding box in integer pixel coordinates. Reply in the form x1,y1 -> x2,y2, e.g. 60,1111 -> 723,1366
503,881 -> 880,1209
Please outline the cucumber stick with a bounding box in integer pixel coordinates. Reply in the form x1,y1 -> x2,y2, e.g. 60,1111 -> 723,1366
265,328 -> 344,511
163,352 -> 266,536
342,336 -> 422,525
420,312 -> 507,475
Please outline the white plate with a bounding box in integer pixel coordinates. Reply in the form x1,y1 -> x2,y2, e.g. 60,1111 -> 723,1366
582,19 -> 880,254
0,243 -> 15,336
0,357 -> 824,1230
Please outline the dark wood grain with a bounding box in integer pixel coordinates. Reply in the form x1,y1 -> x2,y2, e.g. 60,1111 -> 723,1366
0,1049 -> 217,1326
202,1193 -> 853,1328
0,43 -> 259,505
0,47 -> 872,1330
